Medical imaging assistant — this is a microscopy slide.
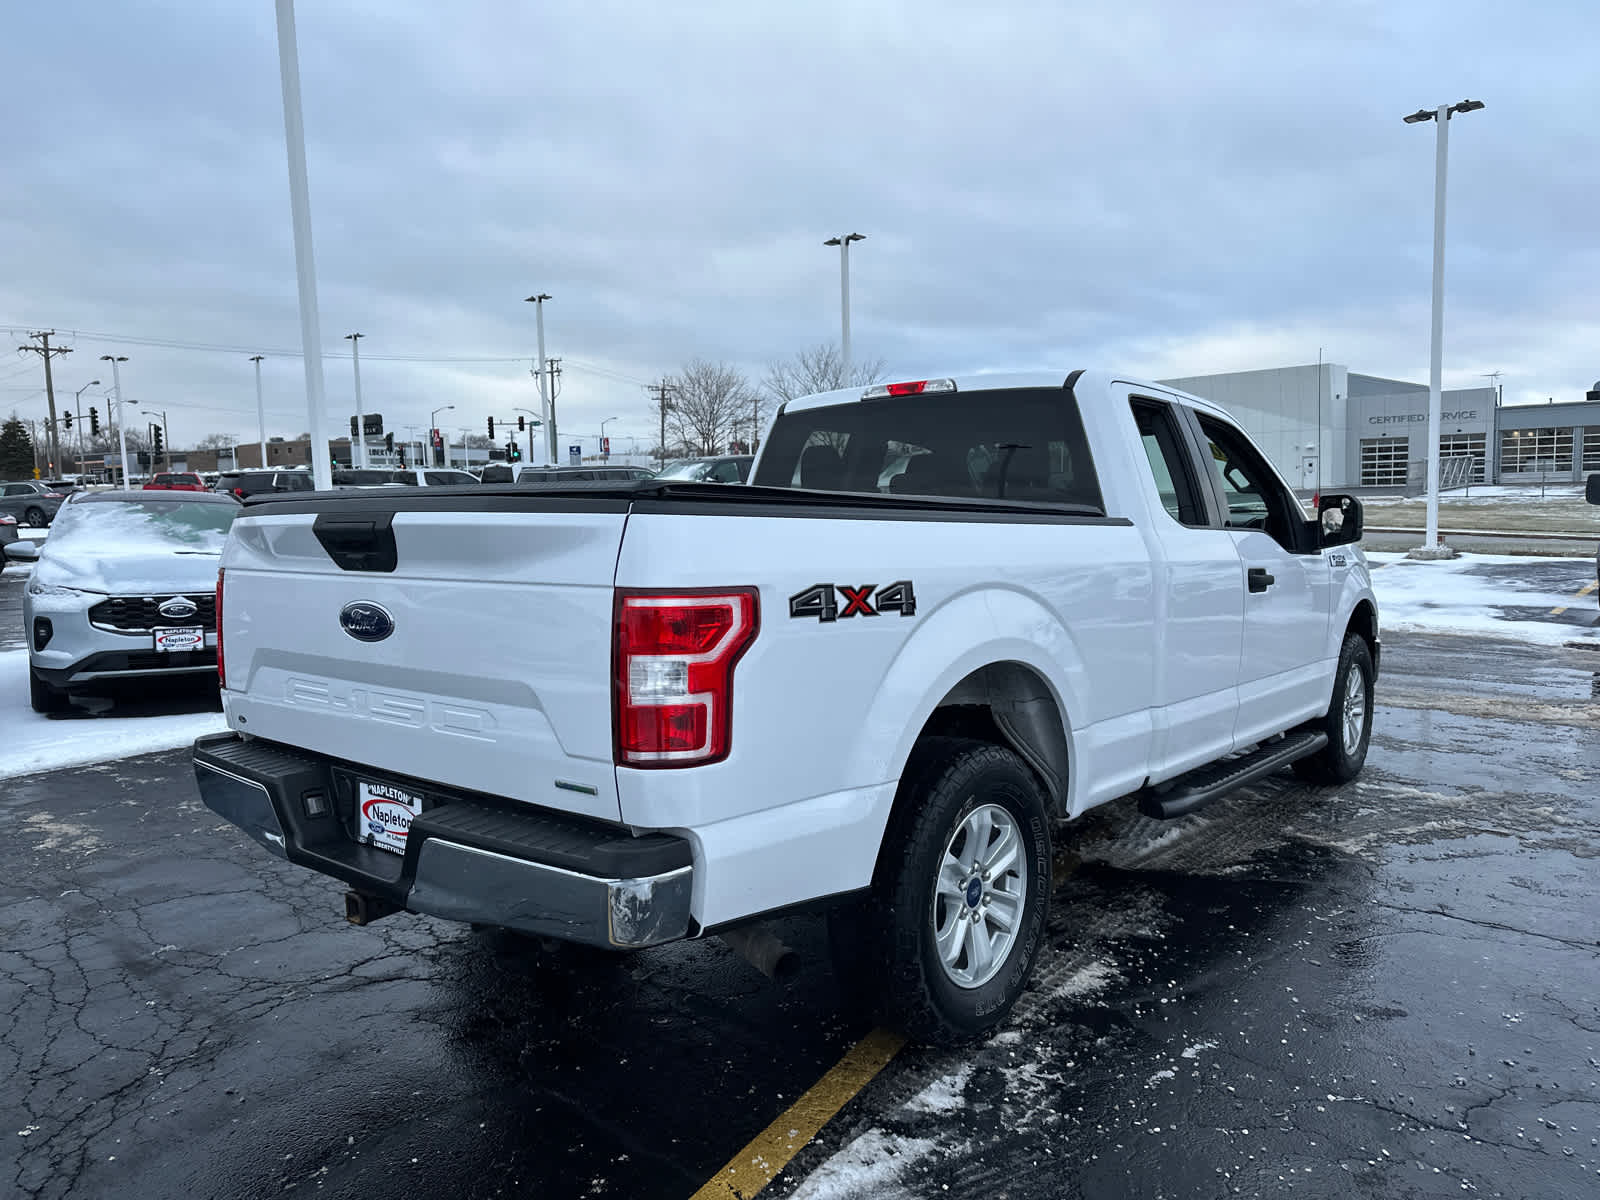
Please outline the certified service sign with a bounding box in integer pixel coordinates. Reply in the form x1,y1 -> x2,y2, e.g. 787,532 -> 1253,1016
339,601 -> 394,642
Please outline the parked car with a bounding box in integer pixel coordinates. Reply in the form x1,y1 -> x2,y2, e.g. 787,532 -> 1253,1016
515,465 -> 656,484
333,468 -> 480,488
215,470 -> 316,500
0,513 -> 17,568
144,472 -> 208,492
14,490 -> 241,712
653,455 -> 753,483
477,464 -> 517,483
194,368 -> 1376,1043
0,481 -> 67,527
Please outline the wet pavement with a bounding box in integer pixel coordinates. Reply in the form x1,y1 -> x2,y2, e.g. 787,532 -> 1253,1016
4,629 -> 1600,1199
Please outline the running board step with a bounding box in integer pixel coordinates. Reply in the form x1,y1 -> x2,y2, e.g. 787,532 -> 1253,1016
1137,730 -> 1329,820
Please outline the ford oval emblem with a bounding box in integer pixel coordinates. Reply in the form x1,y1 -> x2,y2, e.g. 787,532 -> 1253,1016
158,596 -> 199,620
339,602 -> 394,642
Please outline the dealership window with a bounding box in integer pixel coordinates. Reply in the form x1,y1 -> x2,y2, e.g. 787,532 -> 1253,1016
1359,436 -> 1409,486
1500,427 -> 1573,474
1582,430 -> 1600,472
1438,432 -> 1487,483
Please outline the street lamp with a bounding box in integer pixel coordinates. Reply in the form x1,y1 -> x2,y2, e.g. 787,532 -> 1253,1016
100,355 -> 132,489
142,410 -> 170,473
249,355 -> 267,469
429,404 -> 454,468
345,332 -> 366,468
73,380 -> 99,475
525,293 -> 553,463
513,407 -> 543,466
1403,99 -> 1485,558
599,415 -> 618,460
823,233 -> 865,378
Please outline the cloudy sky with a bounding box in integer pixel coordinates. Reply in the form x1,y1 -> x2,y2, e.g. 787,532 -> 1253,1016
2,0 -> 1596,458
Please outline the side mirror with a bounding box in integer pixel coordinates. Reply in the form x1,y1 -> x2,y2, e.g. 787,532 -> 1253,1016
1586,474 -> 1600,505
5,540 -> 40,563
1318,494 -> 1364,548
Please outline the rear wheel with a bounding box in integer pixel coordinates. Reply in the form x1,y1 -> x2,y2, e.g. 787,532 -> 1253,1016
1293,633 -> 1374,784
23,506 -> 46,528
859,737 -> 1052,1044
29,668 -> 69,715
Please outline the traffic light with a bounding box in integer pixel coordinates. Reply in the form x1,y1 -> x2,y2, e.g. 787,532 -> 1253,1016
151,425 -> 164,454
89,407 -> 99,435
487,416 -> 496,439
517,414 -> 525,432
384,432 -> 394,452
507,441 -> 520,462
62,412 -> 73,430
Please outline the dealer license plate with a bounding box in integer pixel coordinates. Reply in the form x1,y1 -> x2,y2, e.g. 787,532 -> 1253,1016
153,626 -> 205,653
357,780 -> 424,855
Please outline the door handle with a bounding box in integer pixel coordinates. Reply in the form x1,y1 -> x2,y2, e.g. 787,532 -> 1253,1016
1248,567 -> 1275,593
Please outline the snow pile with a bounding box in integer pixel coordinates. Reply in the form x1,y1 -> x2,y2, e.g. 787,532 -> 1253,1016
902,1064 -> 973,1115
1367,552 -> 1598,647
1,649 -> 226,777
789,1129 -> 938,1200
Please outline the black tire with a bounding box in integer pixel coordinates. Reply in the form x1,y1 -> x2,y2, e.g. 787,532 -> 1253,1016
1293,633 -> 1374,785
23,506 -> 46,528
29,668 -> 69,715
862,737 -> 1052,1044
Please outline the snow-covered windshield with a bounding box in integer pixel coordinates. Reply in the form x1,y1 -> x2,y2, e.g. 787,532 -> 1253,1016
48,499 -> 237,554
654,460 -> 713,480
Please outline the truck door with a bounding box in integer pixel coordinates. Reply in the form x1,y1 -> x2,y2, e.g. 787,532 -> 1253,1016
1127,395 -> 1243,779
1188,412 -> 1333,746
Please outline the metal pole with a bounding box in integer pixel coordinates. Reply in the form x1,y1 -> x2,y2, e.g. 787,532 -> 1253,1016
274,0 -> 334,492
1423,103 -> 1449,552
162,412 -> 170,472
346,333 -> 365,468
107,357 -> 132,490
536,306 -> 551,463
251,356 -> 267,468
839,239 -> 852,380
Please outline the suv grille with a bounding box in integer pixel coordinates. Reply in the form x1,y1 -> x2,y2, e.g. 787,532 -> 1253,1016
88,595 -> 217,633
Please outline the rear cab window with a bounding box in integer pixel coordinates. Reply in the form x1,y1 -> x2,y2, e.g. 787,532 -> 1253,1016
751,387 -> 1104,513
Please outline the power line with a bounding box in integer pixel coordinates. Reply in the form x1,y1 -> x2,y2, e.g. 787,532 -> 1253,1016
0,324 -> 527,363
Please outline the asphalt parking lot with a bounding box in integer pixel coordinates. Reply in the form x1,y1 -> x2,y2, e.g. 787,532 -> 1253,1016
4,573 -> 1600,1198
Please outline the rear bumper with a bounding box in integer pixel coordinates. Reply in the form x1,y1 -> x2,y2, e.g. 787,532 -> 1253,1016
192,732 -> 693,949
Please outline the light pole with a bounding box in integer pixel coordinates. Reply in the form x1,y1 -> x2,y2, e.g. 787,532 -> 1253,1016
345,332 -> 366,467
1403,99 -> 1484,557
273,0 -> 334,491
142,410 -> 170,472
100,355 -> 132,489
823,233 -> 865,379
429,404 -> 454,468
73,380 -> 99,475
249,355 -> 267,469
599,416 -> 618,460
525,294 -> 552,463
513,407 -> 543,466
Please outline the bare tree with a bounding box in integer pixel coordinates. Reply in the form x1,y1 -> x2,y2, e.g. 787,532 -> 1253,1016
194,432 -> 234,450
666,360 -> 752,456
762,344 -> 886,408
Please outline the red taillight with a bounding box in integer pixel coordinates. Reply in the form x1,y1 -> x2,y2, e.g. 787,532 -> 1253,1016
216,569 -> 226,689
232,488 -> 246,498
888,380 -> 929,396
862,378 -> 957,400
43,492 -> 64,499
614,588 -> 758,768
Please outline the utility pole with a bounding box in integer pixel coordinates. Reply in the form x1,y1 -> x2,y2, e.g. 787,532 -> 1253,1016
547,357 -> 562,463
649,380 -> 675,467
344,332 -> 366,467
525,293 -> 552,462
18,331 -> 72,476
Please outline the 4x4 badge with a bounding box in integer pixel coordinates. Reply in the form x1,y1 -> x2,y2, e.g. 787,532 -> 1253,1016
789,581 -> 916,623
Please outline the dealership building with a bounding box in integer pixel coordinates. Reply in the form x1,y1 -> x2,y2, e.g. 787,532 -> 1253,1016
1157,363 -> 1600,491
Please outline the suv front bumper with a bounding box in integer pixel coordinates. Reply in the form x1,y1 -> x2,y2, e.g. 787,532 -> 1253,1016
193,732 -> 694,949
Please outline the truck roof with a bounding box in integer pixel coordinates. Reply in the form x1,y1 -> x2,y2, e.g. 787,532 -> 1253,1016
779,369 -> 1231,423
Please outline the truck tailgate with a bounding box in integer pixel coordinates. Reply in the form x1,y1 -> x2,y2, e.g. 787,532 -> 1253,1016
219,497 -> 628,821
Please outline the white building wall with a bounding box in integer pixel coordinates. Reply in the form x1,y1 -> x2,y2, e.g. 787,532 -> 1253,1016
1158,364 -> 1351,489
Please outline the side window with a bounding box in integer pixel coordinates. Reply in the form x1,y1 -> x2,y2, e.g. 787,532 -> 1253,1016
1195,415 -> 1302,551
710,460 -> 742,483
1130,399 -> 1205,527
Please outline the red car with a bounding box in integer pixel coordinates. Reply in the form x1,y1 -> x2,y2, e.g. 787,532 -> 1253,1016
143,472 -> 208,492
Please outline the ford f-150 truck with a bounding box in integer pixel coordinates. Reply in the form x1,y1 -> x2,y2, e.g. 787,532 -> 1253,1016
194,370 -> 1377,1042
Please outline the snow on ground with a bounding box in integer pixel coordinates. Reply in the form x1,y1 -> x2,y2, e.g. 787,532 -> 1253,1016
1367,551 -> 1599,647
788,1129 -> 938,1200
1,649 -> 226,778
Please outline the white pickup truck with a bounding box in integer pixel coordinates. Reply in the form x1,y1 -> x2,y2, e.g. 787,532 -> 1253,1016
194,370 -> 1378,1042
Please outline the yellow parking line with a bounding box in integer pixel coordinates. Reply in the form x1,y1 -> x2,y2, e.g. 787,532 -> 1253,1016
1551,579 -> 1597,616
689,1027 -> 906,1200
